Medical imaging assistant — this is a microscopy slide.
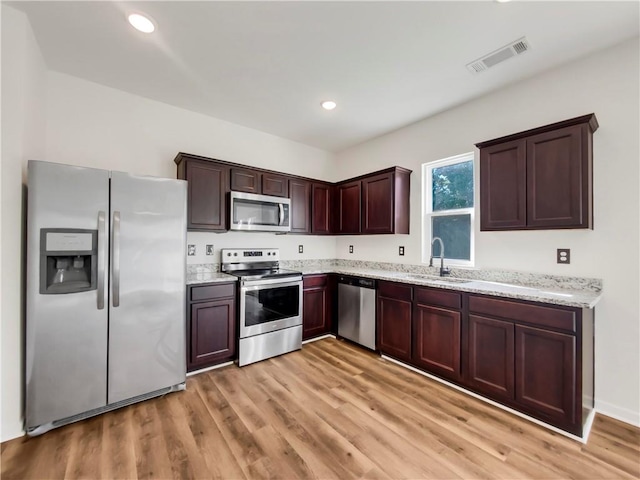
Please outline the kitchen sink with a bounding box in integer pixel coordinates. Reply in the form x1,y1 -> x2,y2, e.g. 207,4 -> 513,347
430,277 -> 473,284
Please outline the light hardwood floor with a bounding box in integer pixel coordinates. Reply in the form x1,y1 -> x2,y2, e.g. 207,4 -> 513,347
2,337 -> 639,479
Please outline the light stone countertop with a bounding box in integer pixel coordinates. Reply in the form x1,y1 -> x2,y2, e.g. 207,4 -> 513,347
299,266 -> 601,309
186,272 -> 237,285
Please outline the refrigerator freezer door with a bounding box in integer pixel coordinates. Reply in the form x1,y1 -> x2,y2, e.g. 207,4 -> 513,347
108,172 -> 187,404
26,161 -> 110,429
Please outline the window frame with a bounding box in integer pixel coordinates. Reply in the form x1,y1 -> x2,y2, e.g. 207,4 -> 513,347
422,152 -> 476,267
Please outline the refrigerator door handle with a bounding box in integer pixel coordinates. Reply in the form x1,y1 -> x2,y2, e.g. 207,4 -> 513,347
97,211 -> 106,310
112,211 -> 121,307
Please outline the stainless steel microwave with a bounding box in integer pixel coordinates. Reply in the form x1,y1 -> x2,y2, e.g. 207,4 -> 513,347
229,191 -> 291,232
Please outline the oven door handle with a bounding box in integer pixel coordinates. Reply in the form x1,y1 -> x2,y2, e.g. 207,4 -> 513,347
241,278 -> 302,290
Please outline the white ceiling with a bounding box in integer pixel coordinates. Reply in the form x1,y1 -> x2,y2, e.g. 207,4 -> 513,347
9,1 -> 640,152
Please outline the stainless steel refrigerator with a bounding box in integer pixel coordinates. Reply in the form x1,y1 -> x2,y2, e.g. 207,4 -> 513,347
25,160 -> 187,435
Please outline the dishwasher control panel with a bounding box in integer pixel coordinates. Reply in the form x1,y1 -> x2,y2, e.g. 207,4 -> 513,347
338,276 -> 376,289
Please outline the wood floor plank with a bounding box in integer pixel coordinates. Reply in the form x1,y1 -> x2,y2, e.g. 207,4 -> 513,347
101,407 -> 137,479
2,337 -> 639,480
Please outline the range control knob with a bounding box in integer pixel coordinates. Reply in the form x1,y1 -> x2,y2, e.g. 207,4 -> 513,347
234,252 -> 238,256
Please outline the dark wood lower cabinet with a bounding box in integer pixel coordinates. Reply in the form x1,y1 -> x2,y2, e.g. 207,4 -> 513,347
515,325 -> 577,427
302,275 -> 331,340
412,304 -> 461,381
377,281 -> 412,362
187,282 -> 236,372
467,314 -> 515,401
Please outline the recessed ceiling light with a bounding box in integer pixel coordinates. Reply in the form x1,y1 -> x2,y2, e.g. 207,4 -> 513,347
495,0 -> 512,3
321,101 -> 337,111
128,13 -> 156,33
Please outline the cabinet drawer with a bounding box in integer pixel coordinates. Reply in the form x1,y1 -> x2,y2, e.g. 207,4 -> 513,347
469,295 -> 576,333
303,274 -> 327,288
190,283 -> 236,302
414,287 -> 461,310
378,281 -> 413,302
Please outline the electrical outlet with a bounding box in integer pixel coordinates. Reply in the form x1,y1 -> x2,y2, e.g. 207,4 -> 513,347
399,246 -> 405,256
349,245 -> 353,254
557,248 -> 570,264
298,245 -> 303,254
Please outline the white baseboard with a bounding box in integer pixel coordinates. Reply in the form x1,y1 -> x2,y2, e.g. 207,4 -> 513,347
381,355 -> 593,443
302,334 -> 335,345
186,361 -> 234,377
595,400 -> 640,427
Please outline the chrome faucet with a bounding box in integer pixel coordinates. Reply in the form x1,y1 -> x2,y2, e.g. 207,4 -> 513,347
429,237 -> 450,277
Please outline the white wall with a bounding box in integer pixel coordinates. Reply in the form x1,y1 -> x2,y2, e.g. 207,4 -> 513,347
335,38 -> 640,426
44,71 -> 338,264
1,5 -> 48,442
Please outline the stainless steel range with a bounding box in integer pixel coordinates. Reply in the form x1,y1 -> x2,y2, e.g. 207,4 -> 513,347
221,248 -> 302,366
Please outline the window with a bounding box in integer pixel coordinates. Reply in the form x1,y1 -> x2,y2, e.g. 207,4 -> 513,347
423,152 -> 475,267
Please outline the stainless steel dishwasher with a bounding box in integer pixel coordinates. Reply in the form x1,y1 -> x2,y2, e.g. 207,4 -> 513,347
337,276 -> 376,350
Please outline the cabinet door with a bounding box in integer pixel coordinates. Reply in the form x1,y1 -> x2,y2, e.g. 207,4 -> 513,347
515,325 -> 577,427
185,160 -> 228,231
526,125 -> 587,228
262,173 -> 289,198
311,183 -> 332,234
303,285 -> 330,340
362,172 -> 394,234
230,168 -> 261,194
377,295 -> 412,363
189,298 -> 236,370
337,181 -> 361,234
479,139 -> 526,230
290,179 -> 311,234
468,315 -> 514,401
412,304 -> 461,381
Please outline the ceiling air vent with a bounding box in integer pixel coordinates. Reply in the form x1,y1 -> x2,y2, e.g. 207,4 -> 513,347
466,37 -> 531,74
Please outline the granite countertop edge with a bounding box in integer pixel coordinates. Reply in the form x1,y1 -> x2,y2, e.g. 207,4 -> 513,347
186,272 -> 238,285
299,267 -> 601,309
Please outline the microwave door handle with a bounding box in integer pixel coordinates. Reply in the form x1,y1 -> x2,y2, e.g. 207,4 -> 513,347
278,203 -> 284,226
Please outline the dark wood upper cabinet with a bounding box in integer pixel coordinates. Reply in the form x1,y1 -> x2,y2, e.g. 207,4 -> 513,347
175,152 -> 411,236
527,125 -> 586,228
336,180 -> 362,234
377,281 -> 413,362
477,114 -> 597,231
479,140 -> 526,230
362,168 -> 411,234
177,157 -> 228,231
230,167 -> 261,194
311,182 -> 332,234
262,172 -> 289,197
289,179 -> 311,234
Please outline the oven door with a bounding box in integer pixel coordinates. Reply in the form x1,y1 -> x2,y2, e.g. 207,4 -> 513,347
239,277 -> 302,338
